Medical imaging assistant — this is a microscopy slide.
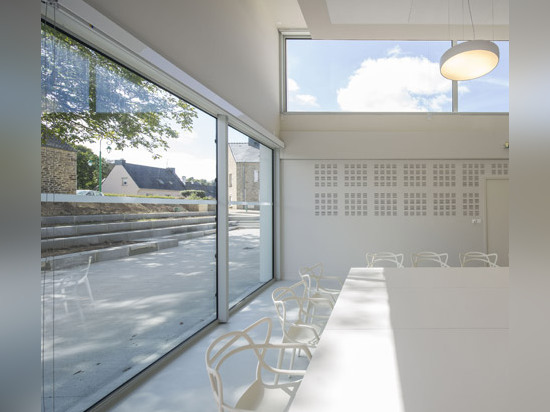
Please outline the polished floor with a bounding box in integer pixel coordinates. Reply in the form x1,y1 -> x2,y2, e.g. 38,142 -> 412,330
41,228 -> 271,412
104,279 -> 293,412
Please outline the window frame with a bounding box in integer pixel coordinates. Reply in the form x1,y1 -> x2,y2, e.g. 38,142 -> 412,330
281,33 -> 509,115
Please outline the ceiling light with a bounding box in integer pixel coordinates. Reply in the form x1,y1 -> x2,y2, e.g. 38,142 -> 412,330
440,40 -> 499,81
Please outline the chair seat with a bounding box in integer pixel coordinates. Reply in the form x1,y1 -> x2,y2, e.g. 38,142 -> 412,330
235,380 -> 293,412
286,323 -> 323,345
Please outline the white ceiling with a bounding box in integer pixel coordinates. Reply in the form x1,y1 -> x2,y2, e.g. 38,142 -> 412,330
297,0 -> 509,40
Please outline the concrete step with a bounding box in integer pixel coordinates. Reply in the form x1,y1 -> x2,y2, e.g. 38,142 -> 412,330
229,214 -> 260,222
40,226 -> 238,270
41,211 -> 215,226
234,221 -> 260,228
41,222 -> 218,251
41,216 -> 216,239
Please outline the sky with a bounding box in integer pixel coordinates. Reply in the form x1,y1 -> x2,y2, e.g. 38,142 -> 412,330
286,39 -> 509,112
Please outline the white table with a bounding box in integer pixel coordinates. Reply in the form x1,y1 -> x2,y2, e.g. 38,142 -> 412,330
288,267 -> 509,412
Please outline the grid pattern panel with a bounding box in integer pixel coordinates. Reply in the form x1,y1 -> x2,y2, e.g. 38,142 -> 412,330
462,163 -> 485,188
491,163 -> 509,175
374,163 -> 398,187
374,193 -> 398,216
433,163 -> 456,187
403,163 -> 427,187
404,193 -> 427,216
344,163 -> 368,187
433,193 -> 457,216
462,193 -> 480,216
314,193 -> 338,216
314,163 -> 338,188
344,193 -> 368,216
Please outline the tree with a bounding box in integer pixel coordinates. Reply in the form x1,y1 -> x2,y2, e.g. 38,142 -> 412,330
75,145 -> 113,190
41,23 -> 197,159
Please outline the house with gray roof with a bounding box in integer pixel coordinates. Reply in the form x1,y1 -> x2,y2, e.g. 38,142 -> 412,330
228,141 -> 260,209
102,159 -> 186,197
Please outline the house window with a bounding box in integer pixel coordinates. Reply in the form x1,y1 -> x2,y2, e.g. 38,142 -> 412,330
229,173 -> 233,187
254,169 -> 259,182
121,177 -> 128,186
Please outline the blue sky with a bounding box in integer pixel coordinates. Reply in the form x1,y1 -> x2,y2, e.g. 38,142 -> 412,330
286,39 -> 509,112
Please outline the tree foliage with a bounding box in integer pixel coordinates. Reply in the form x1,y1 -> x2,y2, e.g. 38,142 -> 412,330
41,23 -> 197,159
75,145 -> 113,190
180,190 -> 207,199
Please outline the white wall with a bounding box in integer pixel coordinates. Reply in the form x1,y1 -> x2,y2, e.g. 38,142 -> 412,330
280,113 -> 509,279
510,1 -> 550,409
84,0 -> 283,136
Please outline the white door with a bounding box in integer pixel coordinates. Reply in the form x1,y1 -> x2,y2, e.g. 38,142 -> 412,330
485,178 -> 509,266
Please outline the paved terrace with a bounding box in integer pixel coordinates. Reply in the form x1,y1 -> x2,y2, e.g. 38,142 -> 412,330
41,228 -> 267,412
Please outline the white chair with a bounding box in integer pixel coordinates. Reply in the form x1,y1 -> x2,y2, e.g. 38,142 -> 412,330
411,251 -> 450,267
460,251 -> 498,267
298,263 -> 343,305
366,252 -> 405,268
272,280 -> 333,368
205,317 -> 311,412
59,256 -> 95,320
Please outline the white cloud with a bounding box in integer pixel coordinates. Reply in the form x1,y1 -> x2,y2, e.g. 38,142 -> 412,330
387,45 -> 403,57
287,78 -> 300,92
337,56 -> 451,112
295,94 -> 319,106
287,77 -> 320,109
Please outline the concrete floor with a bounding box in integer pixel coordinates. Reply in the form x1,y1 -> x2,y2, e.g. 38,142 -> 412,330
105,280 -> 296,412
41,228 -> 273,412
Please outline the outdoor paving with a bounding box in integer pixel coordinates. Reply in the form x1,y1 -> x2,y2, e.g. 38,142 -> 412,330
41,228 -> 265,412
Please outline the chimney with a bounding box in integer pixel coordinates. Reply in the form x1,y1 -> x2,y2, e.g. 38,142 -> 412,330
115,159 -> 126,165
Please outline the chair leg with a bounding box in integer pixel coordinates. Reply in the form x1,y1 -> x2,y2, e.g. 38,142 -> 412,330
275,346 -> 285,385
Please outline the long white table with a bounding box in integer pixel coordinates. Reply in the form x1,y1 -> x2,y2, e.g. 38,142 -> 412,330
288,267 -> 509,412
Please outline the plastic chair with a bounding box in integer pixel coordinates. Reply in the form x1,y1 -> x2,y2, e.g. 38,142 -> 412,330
59,256 -> 95,320
205,317 -> 311,412
460,251 -> 499,267
366,252 -> 405,268
411,251 -> 450,267
299,263 -> 343,305
272,280 -> 333,368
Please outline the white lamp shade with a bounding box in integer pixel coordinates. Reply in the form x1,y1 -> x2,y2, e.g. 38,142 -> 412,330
440,40 -> 500,81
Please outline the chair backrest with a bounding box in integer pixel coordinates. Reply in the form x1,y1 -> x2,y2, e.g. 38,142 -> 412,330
272,281 -> 311,330
366,252 -> 405,268
299,263 -> 343,291
205,317 -> 272,411
412,251 -> 450,267
459,251 -> 498,267
205,317 -> 311,412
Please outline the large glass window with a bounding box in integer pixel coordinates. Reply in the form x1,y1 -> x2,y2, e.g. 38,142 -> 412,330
227,128 -> 273,307
41,23 -> 217,411
285,38 -> 509,113
458,41 -> 509,112
286,39 -> 452,112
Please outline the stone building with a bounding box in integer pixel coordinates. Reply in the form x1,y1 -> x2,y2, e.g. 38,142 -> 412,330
228,141 -> 260,210
41,136 -> 77,194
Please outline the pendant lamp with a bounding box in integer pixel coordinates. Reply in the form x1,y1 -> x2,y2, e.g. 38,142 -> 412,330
440,0 -> 499,81
440,40 -> 499,80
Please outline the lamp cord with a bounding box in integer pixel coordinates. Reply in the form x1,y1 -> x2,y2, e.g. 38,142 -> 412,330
467,0 -> 476,39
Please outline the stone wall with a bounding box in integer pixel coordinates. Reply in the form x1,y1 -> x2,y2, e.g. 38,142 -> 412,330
41,146 -> 77,194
